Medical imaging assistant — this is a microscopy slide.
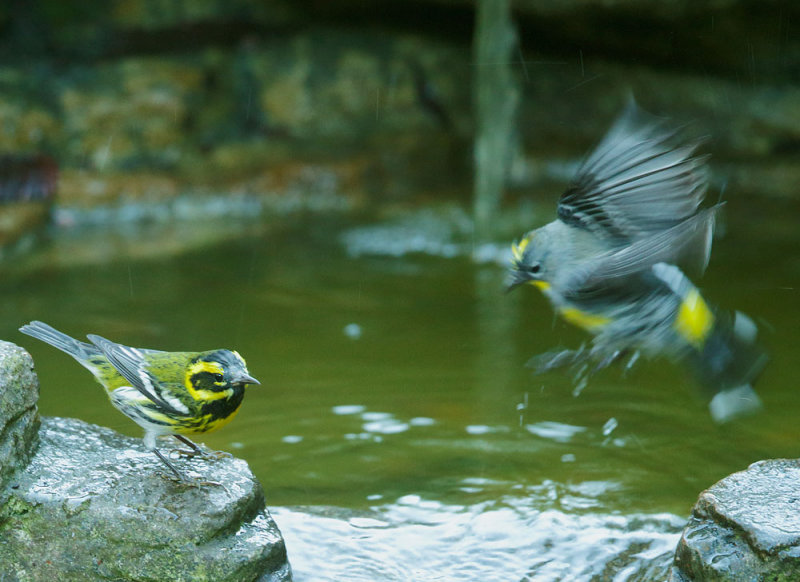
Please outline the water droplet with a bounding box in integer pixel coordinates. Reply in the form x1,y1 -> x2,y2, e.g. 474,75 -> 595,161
602,417 -> 618,436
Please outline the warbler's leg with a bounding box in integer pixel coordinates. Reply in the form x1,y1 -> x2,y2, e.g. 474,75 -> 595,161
571,365 -> 590,397
623,350 -> 641,375
153,446 -> 228,488
173,434 -> 204,457
154,448 -> 188,482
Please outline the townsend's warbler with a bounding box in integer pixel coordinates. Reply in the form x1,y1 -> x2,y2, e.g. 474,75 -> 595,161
19,320 -> 260,481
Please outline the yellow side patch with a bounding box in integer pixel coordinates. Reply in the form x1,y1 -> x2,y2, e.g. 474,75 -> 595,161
174,407 -> 242,435
203,406 -> 241,433
674,288 -> 714,348
559,307 -> 611,332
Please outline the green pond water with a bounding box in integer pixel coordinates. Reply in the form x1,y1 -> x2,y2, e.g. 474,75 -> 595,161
2,194 -> 798,580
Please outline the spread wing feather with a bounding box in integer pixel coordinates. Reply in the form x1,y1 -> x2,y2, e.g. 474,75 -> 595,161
562,206 -> 720,295
559,101 -> 709,240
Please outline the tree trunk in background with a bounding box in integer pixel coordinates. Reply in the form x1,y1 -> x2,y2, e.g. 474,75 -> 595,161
472,0 -> 520,244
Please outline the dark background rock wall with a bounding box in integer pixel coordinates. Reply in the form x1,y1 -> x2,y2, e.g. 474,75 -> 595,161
0,0 -> 797,213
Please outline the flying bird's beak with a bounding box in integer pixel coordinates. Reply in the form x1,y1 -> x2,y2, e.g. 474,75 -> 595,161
505,267 -> 532,294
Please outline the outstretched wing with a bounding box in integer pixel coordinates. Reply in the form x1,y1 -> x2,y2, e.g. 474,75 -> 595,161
558,101 -> 709,241
86,334 -> 190,417
561,206 -> 721,296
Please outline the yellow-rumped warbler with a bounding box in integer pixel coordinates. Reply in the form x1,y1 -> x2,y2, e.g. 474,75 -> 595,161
507,102 -> 767,422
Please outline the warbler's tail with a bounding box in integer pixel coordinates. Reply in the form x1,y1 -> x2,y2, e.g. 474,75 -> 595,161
19,320 -> 101,363
687,310 -> 768,423
651,263 -> 768,422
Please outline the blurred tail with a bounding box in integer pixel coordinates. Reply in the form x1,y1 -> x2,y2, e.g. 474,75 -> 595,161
652,263 -> 768,423
19,321 -> 101,362
687,310 -> 768,423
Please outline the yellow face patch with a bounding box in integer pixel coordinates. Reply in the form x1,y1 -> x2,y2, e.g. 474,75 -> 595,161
190,387 -> 234,403
674,288 -> 714,349
559,306 -> 611,332
187,360 -> 224,378
185,359 -> 232,401
511,236 -> 531,262
531,280 -> 551,291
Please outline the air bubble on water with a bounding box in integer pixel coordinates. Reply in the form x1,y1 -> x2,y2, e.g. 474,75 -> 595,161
466,425 -> 492,435
343,323 -> 362,339
332,404 -> 366,415
363,420 -> 409,435
362,411 -> 392,421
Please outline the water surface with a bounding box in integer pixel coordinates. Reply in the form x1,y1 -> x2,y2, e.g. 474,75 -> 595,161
2,195 -> 798,580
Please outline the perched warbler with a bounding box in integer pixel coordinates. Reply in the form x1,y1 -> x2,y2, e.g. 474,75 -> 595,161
507,102 -> 767,422
19,320 -> 260,480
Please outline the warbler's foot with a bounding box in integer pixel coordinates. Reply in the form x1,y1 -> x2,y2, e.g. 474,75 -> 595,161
173,447 -> 232,461
154,448 -> 189,482
526,344 -> 589,374
172,434 -> 205,458
176,478 -> 228,491
592,349 -> 624,373
158,470 -> 228,490
171,435 -> 231,460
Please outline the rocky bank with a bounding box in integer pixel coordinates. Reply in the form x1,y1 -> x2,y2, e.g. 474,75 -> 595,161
0,341 -> 291,582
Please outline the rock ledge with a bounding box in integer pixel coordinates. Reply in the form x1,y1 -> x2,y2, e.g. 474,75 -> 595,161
0,339 -> 291,582
672,458 -> 800,581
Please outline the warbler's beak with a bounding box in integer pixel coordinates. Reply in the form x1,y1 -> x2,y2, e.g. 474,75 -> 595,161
504,269 -> 532,294
234,373 -> 261,386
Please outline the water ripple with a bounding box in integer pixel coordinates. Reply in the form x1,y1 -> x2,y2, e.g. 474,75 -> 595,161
274,495 -> 683,582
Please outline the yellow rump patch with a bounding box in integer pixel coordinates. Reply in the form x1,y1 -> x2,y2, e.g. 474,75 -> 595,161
559,306 -> 611,332
674,288 -> 714,348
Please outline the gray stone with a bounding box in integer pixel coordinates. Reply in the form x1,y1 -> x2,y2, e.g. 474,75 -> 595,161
0,417 -> 291,582
671,458 -> 800,581
0,341 -> 40,490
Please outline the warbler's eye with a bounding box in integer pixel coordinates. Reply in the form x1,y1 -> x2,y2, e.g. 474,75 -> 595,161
213,373 -> 224,382
528,263 -> 541,274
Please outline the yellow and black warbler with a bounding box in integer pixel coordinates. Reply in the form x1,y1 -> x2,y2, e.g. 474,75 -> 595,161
19,320 -> 260,480
507,102 -> 767,422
